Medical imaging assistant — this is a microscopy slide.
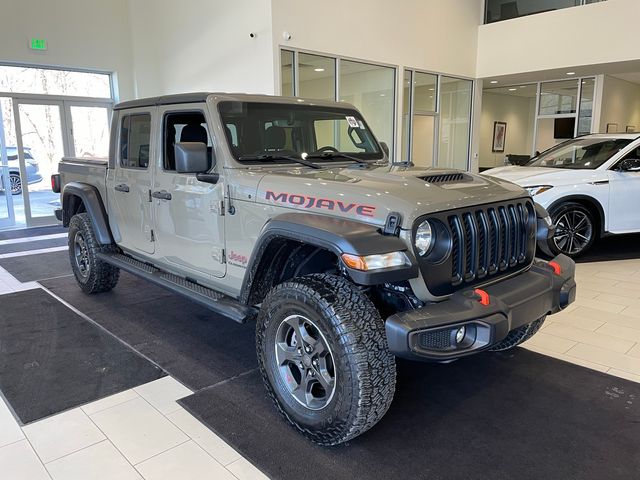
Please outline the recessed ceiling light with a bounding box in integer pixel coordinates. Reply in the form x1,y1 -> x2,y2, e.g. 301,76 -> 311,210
566,72 -> 576,75
508,88 -> 517,91
490,80 -> 498,84
519,85 -> 526,88
429,88 -> 435,91
314,68 -> 325,72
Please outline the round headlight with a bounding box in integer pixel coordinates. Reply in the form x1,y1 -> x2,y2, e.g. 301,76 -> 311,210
415,220 -> 434,256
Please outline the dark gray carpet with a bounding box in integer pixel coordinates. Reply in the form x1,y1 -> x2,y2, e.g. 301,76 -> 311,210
0,225 -> 65,240
0,236 -> 67,254
0,250 -> 72,282
179,349 -> 640,480
41,273 -> 257,390
0,289 -> 165,424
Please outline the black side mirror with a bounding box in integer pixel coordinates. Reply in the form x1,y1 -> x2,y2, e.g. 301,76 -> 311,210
618,158 -> 640,172
380,141 -> 390,157
175,142 -> 211,173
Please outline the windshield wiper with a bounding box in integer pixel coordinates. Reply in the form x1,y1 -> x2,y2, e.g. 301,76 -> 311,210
304,151 -> 368,164
238,154 -> 320,169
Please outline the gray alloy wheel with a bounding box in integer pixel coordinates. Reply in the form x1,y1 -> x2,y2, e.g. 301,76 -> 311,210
9,174 -> 21,195
274,314 -> 336,411
73,231 -> 91,279
552,206 -> 594,257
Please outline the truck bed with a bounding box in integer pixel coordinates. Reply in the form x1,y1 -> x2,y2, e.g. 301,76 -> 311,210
59,157 -> 109,204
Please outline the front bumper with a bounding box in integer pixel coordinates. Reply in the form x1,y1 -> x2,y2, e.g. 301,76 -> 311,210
385,254 -> 576,361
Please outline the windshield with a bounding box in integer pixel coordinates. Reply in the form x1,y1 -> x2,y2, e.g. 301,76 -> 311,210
527,137 -> 632,169
218,101 -> 383,164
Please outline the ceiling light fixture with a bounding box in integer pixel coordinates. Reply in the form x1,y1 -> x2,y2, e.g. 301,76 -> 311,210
490,80 -> 498,84
314,68 -> 325,72
508,88 -> 517,91
566,72 -> 576,75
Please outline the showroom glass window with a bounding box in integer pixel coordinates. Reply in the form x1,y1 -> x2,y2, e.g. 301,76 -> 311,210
485,0 -> 606,24
438,76 -> 472,170
298,53 -> 335,102
339,60 -> 395,156
120,114 -> 151,169
280,50 -> 295,97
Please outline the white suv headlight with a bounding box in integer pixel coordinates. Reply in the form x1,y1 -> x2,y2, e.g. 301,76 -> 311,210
415,220 -> 434,256
526,185 -> 553,196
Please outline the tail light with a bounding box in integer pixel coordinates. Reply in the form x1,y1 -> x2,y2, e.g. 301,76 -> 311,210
51,174 -> 61,193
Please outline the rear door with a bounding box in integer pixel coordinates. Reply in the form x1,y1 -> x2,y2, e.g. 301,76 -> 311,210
109,108 -> 156,255
151,105 -> 226,279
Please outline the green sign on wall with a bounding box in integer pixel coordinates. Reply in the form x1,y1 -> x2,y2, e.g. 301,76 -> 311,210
30,38 -> 47,51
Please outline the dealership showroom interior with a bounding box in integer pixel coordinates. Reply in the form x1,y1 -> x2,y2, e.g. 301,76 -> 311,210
2,0 -> 640,479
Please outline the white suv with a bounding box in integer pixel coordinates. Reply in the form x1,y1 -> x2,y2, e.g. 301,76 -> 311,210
484,134 -> 640,257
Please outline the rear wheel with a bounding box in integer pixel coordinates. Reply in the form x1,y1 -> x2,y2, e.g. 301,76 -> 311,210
9,173 -> 21,195
489,316 -> 546,351
68,213 -> 120,294
549,202 -> 596,258
256,273 -> 396,445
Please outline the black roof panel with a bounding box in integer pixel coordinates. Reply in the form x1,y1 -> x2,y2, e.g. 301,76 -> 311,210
113,92 -> 211,111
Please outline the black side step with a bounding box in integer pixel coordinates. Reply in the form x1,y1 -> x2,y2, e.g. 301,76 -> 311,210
97,252 -> 255,323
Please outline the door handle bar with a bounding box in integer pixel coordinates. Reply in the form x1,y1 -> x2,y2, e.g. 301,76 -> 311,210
151,190 -> 172,201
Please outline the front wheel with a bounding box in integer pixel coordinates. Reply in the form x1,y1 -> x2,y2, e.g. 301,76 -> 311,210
256,273 -> 396,445
549,202 -> 596,258
9,173 -> 21,195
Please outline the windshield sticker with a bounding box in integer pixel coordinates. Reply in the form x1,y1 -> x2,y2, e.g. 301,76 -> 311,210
346,116 -> 359,128
357,120 -> 365,129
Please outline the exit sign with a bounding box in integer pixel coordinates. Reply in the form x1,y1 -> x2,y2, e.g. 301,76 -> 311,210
30,38 -> 47,51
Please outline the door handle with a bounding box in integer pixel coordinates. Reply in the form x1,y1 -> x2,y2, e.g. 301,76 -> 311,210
151,190 -> 172,201
114,183 -> 129,193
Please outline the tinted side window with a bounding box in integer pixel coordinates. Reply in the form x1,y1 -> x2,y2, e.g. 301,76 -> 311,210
120,114 -> 151,168
163,111 -> 211,171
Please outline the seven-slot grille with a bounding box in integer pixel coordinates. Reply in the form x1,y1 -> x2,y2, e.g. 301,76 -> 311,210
448,200 -> 535,287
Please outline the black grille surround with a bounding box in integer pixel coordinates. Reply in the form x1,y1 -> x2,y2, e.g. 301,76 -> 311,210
413,198 -> 537,297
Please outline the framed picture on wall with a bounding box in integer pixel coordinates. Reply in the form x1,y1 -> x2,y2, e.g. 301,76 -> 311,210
606,123 -> 618,133
492,121 -> 506,153
626,125 -> 636,133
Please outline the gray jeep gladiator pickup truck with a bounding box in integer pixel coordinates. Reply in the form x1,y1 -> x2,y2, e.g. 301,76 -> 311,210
52,93 -> 576,445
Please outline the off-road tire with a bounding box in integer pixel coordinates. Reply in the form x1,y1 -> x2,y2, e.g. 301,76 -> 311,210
549,202 -> 596,258
489,316 -> 546,351
68,213 -> 120,294
256,273 -> 396,445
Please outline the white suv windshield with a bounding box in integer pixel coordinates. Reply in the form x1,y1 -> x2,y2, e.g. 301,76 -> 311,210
218,101 -> 383,164
527,137 -> 633,170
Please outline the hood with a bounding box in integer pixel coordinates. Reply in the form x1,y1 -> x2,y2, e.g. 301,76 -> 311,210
253,164 -> 528,228
484,165 -> 606,186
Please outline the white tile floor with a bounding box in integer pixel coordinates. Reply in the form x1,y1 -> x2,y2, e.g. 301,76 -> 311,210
0,233 -> 639,479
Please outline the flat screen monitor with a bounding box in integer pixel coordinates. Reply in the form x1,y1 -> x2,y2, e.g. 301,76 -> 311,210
554,118 -> 575,139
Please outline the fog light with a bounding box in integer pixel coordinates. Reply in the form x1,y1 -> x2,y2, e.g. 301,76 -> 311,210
455,326 -> 466,344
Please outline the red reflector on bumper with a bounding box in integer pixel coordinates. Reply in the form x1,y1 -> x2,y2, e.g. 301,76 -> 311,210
548,261 -> 562,275
474,288 -> 490,306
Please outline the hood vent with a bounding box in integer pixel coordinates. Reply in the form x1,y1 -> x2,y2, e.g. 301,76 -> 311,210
419,173 -> 467,184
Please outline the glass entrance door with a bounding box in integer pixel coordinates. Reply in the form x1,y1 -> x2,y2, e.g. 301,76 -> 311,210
14,100 -> 69,226
0,103 -> 15,228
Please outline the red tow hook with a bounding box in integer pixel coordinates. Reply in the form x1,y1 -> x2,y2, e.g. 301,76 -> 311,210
548,260 -> 562,275
474,288 -> 490,306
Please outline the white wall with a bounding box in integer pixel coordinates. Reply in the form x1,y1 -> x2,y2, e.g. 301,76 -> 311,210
0,0 -> 135,100
128,0 -> 275,98
272,0 -> 483,80
599,75 -> 640,133
477,0 -> 640,79
480,92 -> 535,168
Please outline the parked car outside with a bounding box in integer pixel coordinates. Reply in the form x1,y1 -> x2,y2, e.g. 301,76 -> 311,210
484,134 -> 640,257
0,146 -> 43,195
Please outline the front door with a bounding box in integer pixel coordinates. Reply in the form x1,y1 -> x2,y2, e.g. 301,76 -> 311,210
152,106 -> 226,280
109,108 -> 155,255
607,147 -> 640,233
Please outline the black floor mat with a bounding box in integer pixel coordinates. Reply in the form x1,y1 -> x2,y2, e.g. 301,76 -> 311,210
179,350 -> 640,480
0,289 -> 165,424
0,225 -> 65,240
41,273 -> 257,390
0,237 -> 67,255
0,250 -> 72,282
578,232 -> 640,263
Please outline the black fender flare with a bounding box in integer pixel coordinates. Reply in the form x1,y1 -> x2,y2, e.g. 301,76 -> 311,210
546,195 -> 606,236
240,212 -> 419,303
62,182 -> 114,245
